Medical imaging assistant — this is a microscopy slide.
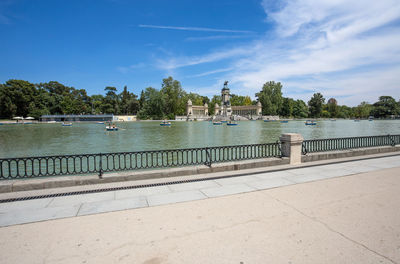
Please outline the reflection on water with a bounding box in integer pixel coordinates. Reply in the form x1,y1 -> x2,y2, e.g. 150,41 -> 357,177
0,120 -> 399,158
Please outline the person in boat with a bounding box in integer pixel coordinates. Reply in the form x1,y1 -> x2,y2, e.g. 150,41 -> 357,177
112,123 -> 116,128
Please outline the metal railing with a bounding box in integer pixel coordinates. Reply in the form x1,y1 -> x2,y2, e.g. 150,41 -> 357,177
0,142 -> 281,179
302,134 -> 400,154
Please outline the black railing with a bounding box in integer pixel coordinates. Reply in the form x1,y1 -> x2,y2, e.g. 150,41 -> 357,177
302,134 -> 400,154
0,142 -> 281,179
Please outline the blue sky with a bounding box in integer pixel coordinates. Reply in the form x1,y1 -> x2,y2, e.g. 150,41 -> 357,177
1,0 -> 400,106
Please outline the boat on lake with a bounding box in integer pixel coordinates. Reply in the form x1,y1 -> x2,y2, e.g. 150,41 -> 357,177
97,122 -> 104,124
305,120 -> 317,125
106,126 -> 118,131
62,123 -> 72,126
227,121 -> 238,126
160,120 -> 171,126
212,121 -> 222,125
280,120 -> 289,123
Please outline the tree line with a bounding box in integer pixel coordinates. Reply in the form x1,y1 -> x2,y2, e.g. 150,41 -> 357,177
256,81 -> 400,119
0,78 -> 399,119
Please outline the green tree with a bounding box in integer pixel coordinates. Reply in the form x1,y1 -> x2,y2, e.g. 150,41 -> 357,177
208,95 -> 221,115
255,81 -> 283,115
337,105 -> 354,118
160,76 -> 186,119
243,96 -> 252,106
137,87 -> 166,119
354,101 -> 372,118
308,93 -> 325,118
371,96 -> 399,118
280,97 -> 294,117
292,99 -> 308,118
37,81 -> 72,114
90,94 -> 104,114
139,90 -> 145,109
102,86 -> 119,114
0,80 -> 36,118
119,86 -> 139,115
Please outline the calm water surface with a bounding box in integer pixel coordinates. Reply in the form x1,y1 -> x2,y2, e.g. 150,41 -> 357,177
1,120 -> 399,158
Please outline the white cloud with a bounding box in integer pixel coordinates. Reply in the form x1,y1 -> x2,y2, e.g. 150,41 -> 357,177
117,63 -> 145,74
188,68 -> 233,78
156,46 -> 252,70
138,24 -> 253,34
151,0 -> 400,105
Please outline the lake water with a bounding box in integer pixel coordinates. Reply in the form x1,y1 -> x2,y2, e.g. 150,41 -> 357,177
1,120 -> 399,158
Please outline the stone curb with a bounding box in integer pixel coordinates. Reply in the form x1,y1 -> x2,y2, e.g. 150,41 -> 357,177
302,145 -> 400,162
0,157 -> 289,194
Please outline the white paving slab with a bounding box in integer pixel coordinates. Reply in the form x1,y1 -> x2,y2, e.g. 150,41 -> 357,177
147,190 -> 207,206
200,183 -> 256,198
47,192 -> 115,207
77,196 -> 148,216
168,180 -> 220,192
254,170 -> 297,180
341,165 -> 381,174
115,185 -> 171,200
0,198 -> 53,213
285,167 -> 323,176
214,175 -> 260,186
0,205 -> 80,227
283,173 -> 334,184
246,178 -> 295,190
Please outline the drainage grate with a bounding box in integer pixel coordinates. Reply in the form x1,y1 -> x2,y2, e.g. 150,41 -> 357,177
1,152 -> 398,204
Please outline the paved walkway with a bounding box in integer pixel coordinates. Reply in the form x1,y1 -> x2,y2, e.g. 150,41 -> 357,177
0,155 -> 399,227
0,156 -> 399,263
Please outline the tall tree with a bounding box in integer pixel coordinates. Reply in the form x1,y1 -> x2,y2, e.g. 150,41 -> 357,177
0,80 -> 36,118
256,81 -> 283,115
371,96 -> 399,118
160,76 -> 186,119
292,99 -> 308,118
208,95 -> 221,115
137,87 -> 166,119
354,101 -> 372,118
102,86 -> 119,114
308,93 -> 325,118
280,97 -> 294,117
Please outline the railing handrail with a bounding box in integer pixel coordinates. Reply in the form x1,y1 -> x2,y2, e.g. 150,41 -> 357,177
1,134 -> 398,180
0,142 -> 280,161
0,141 -> 282,179
302,134 -> 400,154
303,134 -> 400,142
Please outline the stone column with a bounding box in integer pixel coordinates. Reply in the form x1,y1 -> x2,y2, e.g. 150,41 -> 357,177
280,133 -> 304,165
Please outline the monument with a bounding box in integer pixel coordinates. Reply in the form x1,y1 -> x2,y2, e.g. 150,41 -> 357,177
178,81 -> 262,121
214,81 -> 262,120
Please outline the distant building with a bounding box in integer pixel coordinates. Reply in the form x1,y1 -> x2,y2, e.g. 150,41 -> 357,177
113,115 -> 137,122
327,98 -> 337,105
40,114 -> 113,122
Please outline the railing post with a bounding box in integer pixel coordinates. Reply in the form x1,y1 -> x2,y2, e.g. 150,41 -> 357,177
280,133 -> 304,165
204,147 -> 212,167
98,153 -> 103,179
388,134 -> 395,147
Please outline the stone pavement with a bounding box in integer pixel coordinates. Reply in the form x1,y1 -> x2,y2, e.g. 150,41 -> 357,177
0,157 -> 399,263
0,154 -> 399,227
